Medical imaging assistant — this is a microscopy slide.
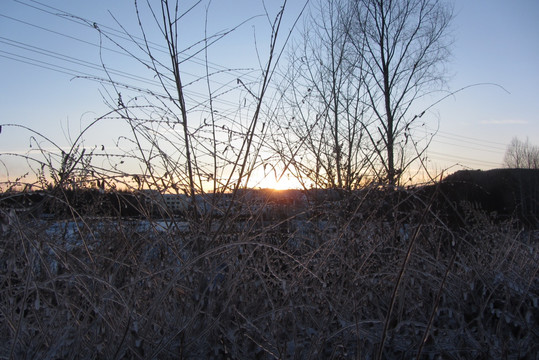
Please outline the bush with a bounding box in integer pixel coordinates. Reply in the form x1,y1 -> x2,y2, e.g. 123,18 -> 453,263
1,189 -> 537,359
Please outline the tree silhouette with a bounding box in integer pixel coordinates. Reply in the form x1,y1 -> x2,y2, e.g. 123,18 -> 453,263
348,0 -> 453,185
503,137 -> 539,169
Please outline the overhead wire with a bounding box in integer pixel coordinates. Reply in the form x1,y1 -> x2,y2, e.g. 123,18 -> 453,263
427,150 -> 502,168
0,25 -> 247,113
430,138 -> 505,155
12,0 -> 266,86
0,45 -> 242,114
0,36 -> 161,88
427,127 -> 508,148
1,1 -> 266,113
418,124 -> 507,167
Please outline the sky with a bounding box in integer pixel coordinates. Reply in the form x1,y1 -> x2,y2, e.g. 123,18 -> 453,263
1,0 -> 538,189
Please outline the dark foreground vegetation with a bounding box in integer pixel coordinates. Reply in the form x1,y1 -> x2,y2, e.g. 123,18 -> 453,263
1,169 -> 538,359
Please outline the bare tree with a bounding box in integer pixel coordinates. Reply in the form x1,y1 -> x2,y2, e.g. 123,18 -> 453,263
348,0 -> 453,185
91,1 -> 293,191
83,0 -> 304,254
271,0 -> 372,190
271,0 -> 452,189
503,137 -> 539,169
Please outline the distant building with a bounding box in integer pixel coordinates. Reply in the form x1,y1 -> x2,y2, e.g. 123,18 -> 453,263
163,193 -> 188,213
138,190 -> 191,214
138,189 -> 163,212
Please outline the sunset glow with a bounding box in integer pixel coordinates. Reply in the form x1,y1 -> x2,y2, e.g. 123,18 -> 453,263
255,173 -> 305,190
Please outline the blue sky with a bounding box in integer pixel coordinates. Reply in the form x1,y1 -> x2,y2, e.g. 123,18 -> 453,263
428,0 -> 539,171
1,0 -> 538,187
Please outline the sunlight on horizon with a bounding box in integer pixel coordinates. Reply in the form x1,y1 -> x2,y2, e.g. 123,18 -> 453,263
255,173 -> 305,190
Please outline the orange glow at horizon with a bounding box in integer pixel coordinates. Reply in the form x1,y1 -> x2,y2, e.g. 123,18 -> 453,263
254,173 -> 307,190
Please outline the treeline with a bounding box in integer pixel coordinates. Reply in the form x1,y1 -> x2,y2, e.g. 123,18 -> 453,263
2,168 -> 538,227
0,188 -> 142,218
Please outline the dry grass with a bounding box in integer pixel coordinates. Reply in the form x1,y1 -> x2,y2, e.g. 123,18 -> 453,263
1,190 -> 537,359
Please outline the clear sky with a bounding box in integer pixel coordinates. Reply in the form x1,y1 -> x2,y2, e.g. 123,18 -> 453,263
429,0 -> 539,172
1,0 -> 538,188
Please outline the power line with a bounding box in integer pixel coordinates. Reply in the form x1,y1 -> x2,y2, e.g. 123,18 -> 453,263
0,38 -> 246,113
426,126 -> 509,148
1,50 -> 251,120
0,6 -> 266,113
11,0 -> 264,85
0,11 -> 231,87
0,37 -> 162,88
0,49 -> 96,79
430,139 -> 505,155
0,12 -> 125,58
427,150 -> 502,168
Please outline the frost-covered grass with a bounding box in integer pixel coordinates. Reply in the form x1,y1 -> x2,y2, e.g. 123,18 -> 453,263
1,198 -> 538,359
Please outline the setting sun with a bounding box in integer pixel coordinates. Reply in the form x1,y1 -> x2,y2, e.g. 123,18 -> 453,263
255,173 -> 305,190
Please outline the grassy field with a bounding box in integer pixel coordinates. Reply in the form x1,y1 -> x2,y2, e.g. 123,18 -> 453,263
1,189 -> 537,359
